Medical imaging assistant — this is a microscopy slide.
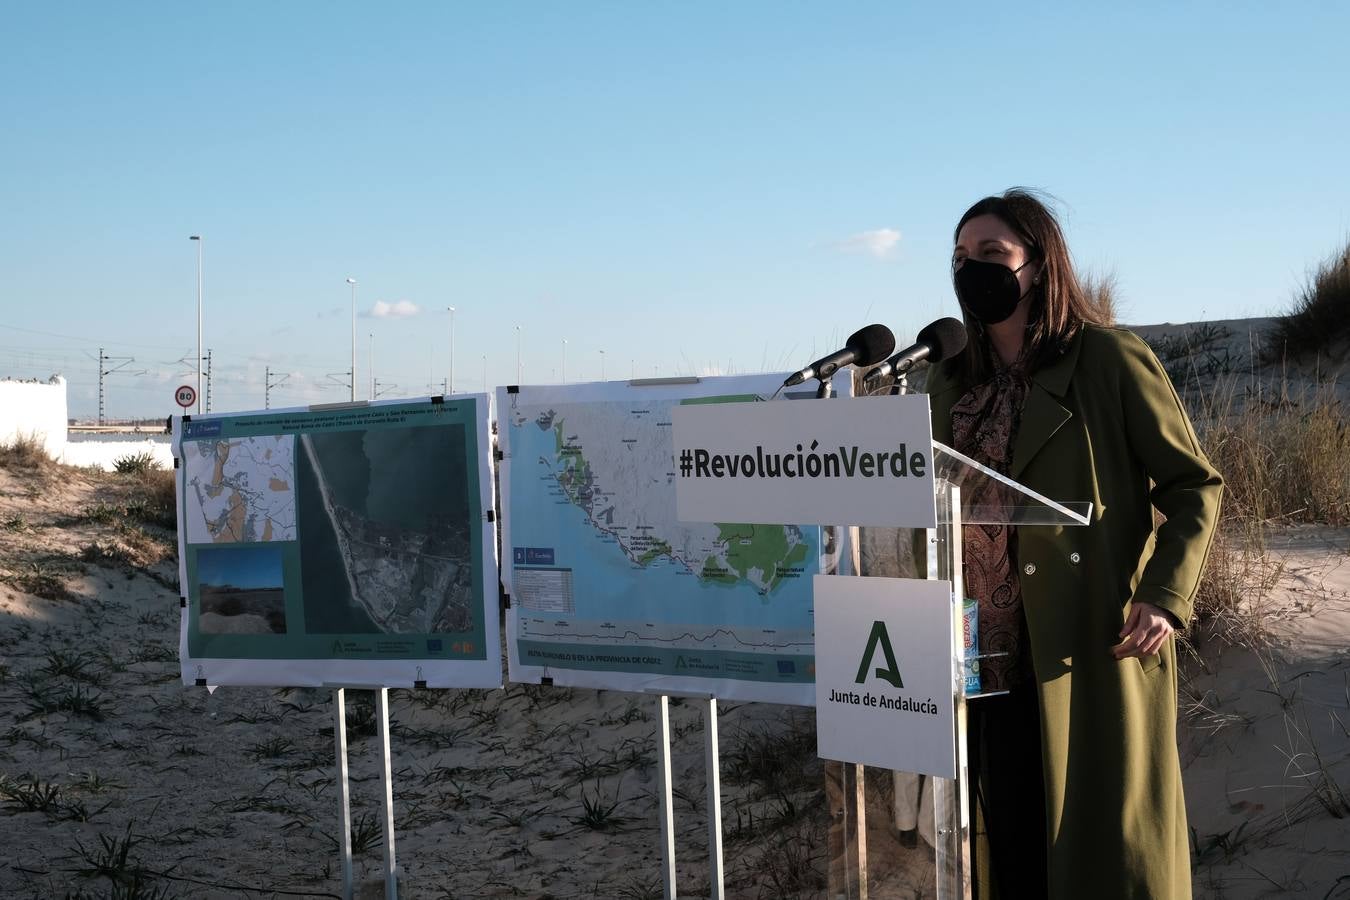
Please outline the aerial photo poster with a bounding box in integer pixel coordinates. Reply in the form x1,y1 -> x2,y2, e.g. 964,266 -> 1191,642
173,396 -> 500,688
499,374 -> 850,706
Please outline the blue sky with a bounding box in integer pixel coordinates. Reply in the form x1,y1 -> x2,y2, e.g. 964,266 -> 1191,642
2,3 -> 1347,418
196,544 -> 283,591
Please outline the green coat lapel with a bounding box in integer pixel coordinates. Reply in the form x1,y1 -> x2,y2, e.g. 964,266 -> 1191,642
923,366 -> 963,446
1010,332 -> 1083,480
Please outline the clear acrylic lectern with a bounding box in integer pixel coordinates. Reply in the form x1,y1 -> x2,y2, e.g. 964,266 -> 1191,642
828,440 -> 1091,900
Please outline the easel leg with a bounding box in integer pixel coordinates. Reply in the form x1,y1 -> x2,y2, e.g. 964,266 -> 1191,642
703,697 -> 724,900
375,688 -> 398,899
334,688 -> 353,900
657,695 -> 677,900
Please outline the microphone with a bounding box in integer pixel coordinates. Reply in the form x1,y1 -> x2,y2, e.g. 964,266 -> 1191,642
864,317 -> 968,387
783,324 -> 896,387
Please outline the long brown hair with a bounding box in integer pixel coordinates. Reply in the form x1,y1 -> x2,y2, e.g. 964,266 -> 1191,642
952,188 -> 1111,382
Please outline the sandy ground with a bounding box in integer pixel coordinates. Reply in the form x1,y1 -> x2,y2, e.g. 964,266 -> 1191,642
1181,527 -> 1350,899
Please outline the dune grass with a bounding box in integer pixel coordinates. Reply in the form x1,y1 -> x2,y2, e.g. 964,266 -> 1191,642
0,434 -> 53,472
1268,238 -> 1350,362
1184,372 -> 1349,640
1193,376 -> 1350,528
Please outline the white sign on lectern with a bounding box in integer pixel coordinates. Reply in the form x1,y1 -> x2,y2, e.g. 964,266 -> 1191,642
671,395 -> 936,527
814,574 -> 957,779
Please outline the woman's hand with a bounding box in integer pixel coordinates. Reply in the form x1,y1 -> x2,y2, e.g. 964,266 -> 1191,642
1111,601 -> 1175,659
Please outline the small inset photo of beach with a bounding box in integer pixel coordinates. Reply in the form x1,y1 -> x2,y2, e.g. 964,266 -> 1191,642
196,545 -> 288,635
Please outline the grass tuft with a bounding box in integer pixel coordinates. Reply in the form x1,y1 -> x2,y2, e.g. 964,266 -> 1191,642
5,559 -> 78,601
0,433 -> 53,471
1268,238 -> 1350,361
123,469 -> 177,530
1144,323 -> 1238,387
1079,269 -> 1120,327
573,779 -> 627,831
1194,377 -> 1350,527
112,451 -> 160,475
724,715 -> 820,798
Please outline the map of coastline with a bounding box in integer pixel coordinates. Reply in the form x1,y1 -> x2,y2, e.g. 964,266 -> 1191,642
296,426 -> 476,635
183,436 -> 297,544
524,401 -> 810,597
503,381 -> 828,700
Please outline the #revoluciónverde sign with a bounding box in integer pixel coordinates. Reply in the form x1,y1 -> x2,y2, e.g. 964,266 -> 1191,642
671,395 -> 937,528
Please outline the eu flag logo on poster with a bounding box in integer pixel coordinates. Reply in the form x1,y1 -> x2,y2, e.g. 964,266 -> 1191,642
427,639 -> 443,652
777,660 -> 796,675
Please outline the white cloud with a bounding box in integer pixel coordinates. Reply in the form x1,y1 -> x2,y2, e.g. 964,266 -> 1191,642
369,300 -> 421,319
833,228 -> 902,260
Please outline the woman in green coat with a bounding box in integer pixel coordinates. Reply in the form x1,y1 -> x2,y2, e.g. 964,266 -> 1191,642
932,189 -> 1222,899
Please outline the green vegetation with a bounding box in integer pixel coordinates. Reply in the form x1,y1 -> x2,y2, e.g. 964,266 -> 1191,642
112,450 -> 160,474
572,779 -> 627,831
122,468 -> 177,530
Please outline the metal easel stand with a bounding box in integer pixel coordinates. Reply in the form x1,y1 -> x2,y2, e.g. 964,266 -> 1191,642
334,688 -> 355,900
375,687 -> 399,898
656,695 -> 678,900
331,686 -> 400,900
652,692 -> 726,900
927,481 -> 972,900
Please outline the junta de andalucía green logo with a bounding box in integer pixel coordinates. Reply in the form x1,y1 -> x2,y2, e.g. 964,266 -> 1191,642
854,620 -> 903,688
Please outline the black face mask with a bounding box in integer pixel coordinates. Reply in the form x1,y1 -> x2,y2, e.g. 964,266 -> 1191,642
953,257 -> 1036,325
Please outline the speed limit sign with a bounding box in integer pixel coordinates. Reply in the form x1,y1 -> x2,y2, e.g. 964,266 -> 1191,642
175,384 -> 197,409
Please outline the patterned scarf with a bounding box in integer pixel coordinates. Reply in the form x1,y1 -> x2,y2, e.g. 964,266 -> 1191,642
951,360 -> 1032,691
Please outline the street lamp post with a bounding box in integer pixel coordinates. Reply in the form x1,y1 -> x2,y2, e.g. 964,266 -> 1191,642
346,278 -> 357,401
561,338 -> 567,383
599,349 -> 605,381
447,306 -> 456,394
369,333 -> 374,401
189,235 -> 202,413
515,325 -> 522,384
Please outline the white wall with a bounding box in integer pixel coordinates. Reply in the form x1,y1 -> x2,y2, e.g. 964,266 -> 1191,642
0,376 -> 68,458
62,434 -> 173,471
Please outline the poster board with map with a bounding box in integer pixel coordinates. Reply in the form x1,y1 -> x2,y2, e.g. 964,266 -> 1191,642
172,396 -> 500,689
499,374 -> 849,706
